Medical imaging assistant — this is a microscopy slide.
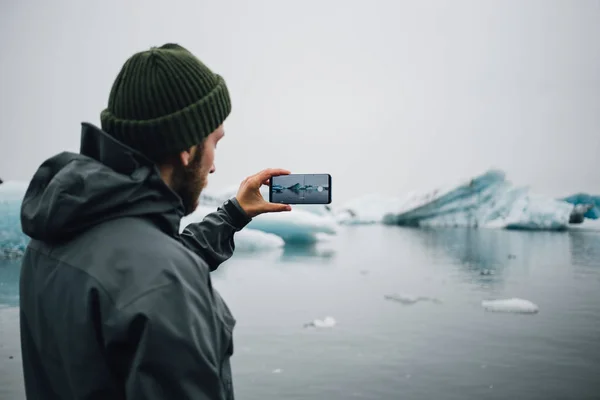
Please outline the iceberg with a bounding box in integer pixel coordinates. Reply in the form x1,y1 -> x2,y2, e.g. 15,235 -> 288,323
381,170 -> 575,231
245,211 -> 337,244
200,186 -> 338,244
562,193 -> 600,222
233,229 -> 285,252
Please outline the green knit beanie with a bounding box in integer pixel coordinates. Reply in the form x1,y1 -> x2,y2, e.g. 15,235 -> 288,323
100,43 -> 231,162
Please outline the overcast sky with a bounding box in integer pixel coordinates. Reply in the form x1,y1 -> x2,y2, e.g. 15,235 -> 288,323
1,0 -> 598,203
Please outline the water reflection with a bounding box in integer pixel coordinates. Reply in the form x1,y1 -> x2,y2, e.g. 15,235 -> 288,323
568,231 -> 600,268
212,241 -> 337,281
225,240 -> 337,266
279,242 -> 336,263
568,231 -> 600,286
406,227 -> 573,289
412,228 -> 528,265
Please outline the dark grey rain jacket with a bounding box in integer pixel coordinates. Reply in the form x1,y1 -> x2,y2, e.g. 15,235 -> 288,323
18,123 -> 251,400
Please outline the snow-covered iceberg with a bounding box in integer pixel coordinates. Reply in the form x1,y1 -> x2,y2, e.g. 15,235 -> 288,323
380,170 -> 576,231
197,186 -> 338,244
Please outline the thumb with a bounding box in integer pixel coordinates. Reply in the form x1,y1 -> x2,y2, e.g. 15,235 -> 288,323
264,203 -> 292,213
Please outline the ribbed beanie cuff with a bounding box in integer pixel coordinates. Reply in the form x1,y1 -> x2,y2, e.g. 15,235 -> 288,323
100,44 -> 232,162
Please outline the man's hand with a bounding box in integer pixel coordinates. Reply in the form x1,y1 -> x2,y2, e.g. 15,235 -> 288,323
235,168 -> 293,218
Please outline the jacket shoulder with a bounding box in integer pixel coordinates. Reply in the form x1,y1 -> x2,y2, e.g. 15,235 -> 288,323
30,216 -> 211,308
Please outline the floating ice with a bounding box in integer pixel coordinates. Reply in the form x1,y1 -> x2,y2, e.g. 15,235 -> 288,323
199,186 -> 338,244
384,293 -> 442,305
233,229 -> 285,251
481,298 -> 539,314
247,210 -> 337,244
304,316 -> 336,328
562,193 -> 600,222
380,170 -> 576,231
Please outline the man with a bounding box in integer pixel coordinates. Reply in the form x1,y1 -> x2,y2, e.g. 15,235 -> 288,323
18,43 -> 291,399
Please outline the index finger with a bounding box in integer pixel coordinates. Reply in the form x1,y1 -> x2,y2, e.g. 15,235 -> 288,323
252,168 -> 291,184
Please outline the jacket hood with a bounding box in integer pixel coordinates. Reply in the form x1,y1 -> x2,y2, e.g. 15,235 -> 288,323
21,123 -> 185,242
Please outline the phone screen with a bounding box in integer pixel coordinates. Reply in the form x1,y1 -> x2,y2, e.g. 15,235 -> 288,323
269,174 -> 332,205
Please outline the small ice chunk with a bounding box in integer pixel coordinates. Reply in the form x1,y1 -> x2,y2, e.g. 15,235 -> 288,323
272,368 -> 283,374
384,294 -> 442,305
304,316 -> 336,328
481,298 -> 539,314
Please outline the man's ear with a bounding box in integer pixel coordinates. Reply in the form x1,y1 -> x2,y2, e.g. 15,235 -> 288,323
179,146 -> 196,167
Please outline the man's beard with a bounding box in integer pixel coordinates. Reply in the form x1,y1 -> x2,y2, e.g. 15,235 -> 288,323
170,151 -> 206,216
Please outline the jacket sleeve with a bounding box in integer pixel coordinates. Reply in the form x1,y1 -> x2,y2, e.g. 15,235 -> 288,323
109,280 -> 230,400
179,198 -> 252,271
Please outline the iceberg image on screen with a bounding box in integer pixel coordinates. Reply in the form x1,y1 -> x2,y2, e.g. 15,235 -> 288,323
271,174 -> 330,205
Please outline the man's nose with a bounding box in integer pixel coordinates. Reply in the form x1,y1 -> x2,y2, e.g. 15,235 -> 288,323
210,164 -> 216,174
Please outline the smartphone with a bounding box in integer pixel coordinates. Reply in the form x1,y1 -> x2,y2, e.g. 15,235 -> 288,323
269,174 -> 332,205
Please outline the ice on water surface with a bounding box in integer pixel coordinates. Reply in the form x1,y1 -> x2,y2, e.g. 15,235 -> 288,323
384,293 -> 442,305
304,316 -> 337,328
481,298 -> 540,314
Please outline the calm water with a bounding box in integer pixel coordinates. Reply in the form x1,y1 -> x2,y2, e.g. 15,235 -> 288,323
1,226 -> 599,399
